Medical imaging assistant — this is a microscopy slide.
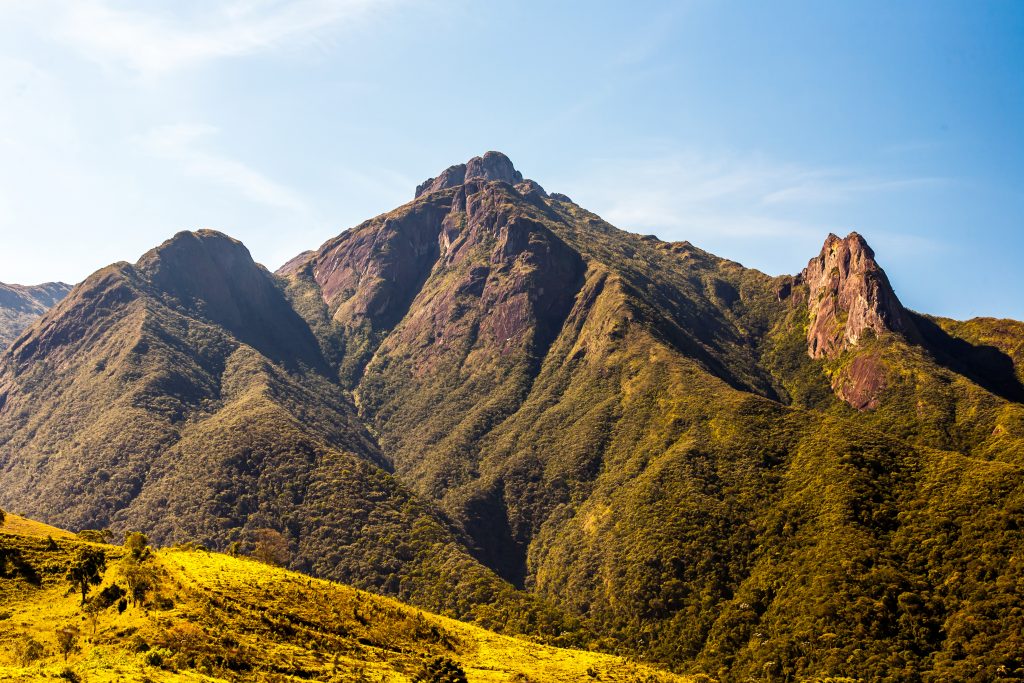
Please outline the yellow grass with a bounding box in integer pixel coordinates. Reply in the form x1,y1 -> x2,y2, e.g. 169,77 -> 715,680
0,521 -> 691,682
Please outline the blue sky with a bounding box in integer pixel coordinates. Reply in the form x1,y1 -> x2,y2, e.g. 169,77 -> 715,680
0,1 -> 1021,320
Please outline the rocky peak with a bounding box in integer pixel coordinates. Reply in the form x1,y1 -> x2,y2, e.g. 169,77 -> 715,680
802,232 -> 910,359
466,151 -> 523,185
415,151 -> 526,198
138,229 -> 327,371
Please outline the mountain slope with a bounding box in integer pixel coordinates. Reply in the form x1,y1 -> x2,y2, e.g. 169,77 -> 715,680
0,280 -> 71,349
281,153 -> 1024,681
0,230 -> 561,633
1,152 -> 1022,681
0,517 -> 685,682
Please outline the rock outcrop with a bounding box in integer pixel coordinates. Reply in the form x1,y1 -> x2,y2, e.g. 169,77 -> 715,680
415,151 -> 525,198
802,232 -> 910,359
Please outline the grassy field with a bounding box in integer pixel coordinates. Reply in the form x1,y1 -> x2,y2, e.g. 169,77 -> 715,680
0,517 -> 690,682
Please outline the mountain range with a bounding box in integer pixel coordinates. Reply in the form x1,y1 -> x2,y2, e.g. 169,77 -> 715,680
1,152 -> 1022,681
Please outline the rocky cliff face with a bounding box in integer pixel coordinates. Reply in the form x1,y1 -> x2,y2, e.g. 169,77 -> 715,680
802,232 -> 911,359
0,280 -> 72,348
414,151 -> 525,198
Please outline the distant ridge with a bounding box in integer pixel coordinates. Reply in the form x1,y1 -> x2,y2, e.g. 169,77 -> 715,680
0,280 -> 72,348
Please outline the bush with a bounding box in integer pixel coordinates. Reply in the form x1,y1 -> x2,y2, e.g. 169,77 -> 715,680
55,627 -> 80,661
13,635 -> 45,665
414,656 -> 468,683
76,529 -> 112,544
124,532 -> 150,559
57,668 -> 81,682
144,647 -> 174,668
251,529 -> 291,567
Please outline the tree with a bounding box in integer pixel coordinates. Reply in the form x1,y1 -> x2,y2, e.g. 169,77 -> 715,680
84,599 -> 102,635
122,558 -> 158,606
124,531 -> 150,560
65,547 -> 106,605
251,529 -> 291,567
76,529 -> 112,544
55,627 -> 79,661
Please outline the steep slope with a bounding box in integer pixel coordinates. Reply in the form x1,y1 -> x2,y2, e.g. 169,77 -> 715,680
2,151 -> 1022,681
281,153 -> 1024,681
0,230 -> 558,631
0,519 -> 686,682
763,232 -> 1024,460
0,280 -> 71,348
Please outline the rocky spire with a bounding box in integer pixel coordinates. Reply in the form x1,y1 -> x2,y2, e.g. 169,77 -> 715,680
802,232 -> 910,359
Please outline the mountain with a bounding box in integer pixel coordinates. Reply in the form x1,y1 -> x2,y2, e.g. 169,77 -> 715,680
0,515 -> 684,682
0,281 -> 71,349
2,152 -> 1024,681
0,229 -> 561,635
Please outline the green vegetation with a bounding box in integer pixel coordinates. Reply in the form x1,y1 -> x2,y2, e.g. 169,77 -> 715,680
2,163 -> 1023,681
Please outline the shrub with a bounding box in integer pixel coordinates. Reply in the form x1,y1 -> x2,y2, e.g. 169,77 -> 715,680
76,529 -> 112,544
124,532 -> 150,560
13,635 -> 45,665
414,656 -> 468,683
55,626 -> 80,661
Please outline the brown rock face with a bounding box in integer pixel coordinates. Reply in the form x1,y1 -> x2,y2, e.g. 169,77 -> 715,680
832,353 -> 888,410
802,232 -> 910,359
415,151 -> 524,198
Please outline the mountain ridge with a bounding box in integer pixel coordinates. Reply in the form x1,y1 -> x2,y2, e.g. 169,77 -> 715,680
0,280 -> 72,349
2,151 -> 1023,681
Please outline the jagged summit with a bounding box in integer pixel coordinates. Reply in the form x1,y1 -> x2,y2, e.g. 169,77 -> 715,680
414,151 -> 528,198
801,231 -> 911,358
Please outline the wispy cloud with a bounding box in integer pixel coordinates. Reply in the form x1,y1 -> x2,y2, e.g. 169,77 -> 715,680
562,153 -> 946,237
43,0 -> 393,76
552,152 -> 948,273
138,123 -> 309,213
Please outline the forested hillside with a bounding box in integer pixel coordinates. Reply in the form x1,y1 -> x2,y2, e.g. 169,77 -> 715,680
1,153 -> 1022,680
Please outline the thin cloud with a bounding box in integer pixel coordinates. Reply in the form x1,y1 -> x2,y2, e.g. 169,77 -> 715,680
561,154 -> 944,235
139,123 -> 309,213
551,153 -> 946,274
48,0 -> 393,76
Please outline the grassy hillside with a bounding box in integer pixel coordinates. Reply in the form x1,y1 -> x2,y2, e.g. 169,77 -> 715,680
0,519 -> 686,682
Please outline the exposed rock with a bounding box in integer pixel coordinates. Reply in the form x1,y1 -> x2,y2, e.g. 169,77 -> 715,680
415,164 -> 467,198
415,152 -> 539,200
802,232 -> 911,359
832,353 -> 888,410
466,151 -> 523,185
549,192 -> 574,204
515,179 -> 547,199
775,275 -> 800,302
